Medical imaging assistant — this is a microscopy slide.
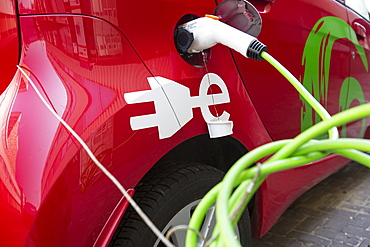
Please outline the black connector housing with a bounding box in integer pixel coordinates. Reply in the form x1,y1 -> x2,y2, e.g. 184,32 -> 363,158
247,39 -> 267,61
175,27 -> 194,53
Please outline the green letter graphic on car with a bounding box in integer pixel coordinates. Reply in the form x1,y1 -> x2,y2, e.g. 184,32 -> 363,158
301,16 -> 368,137
339,77 -> 365,137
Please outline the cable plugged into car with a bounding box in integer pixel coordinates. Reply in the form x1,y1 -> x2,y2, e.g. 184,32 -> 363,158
176,15 -> 267,61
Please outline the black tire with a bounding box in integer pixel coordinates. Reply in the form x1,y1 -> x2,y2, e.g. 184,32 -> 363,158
109,162 -> 252,246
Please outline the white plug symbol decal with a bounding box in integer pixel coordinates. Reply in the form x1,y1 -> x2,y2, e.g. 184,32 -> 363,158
124,73 -> 232,139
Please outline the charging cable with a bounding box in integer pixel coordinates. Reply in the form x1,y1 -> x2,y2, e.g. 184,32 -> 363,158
16,65 -> 175,247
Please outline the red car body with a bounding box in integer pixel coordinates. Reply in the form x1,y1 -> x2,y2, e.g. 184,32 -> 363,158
0,0 -> 369,246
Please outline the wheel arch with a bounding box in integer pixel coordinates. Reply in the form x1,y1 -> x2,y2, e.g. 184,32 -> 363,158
154,133 -> 256,222
102,134 -> 257,245
157,134 -> 248,174
109,154 -> 253,246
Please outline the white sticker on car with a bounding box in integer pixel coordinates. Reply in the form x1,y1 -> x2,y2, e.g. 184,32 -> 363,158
124,73 -> 232,139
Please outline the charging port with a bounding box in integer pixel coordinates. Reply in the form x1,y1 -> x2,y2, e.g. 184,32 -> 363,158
174,14 -> 211,67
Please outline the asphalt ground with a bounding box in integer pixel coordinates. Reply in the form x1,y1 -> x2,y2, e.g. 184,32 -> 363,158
252,161 -> 370,247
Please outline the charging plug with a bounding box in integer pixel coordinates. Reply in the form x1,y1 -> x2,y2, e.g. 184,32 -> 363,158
176,16 -> 267,61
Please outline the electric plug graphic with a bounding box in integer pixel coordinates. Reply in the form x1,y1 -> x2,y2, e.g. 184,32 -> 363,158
124,73 -> 232,139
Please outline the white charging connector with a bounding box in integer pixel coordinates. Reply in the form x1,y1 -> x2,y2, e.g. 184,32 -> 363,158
177,16 -> 267,61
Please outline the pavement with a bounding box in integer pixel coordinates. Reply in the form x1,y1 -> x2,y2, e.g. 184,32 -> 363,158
252,161 -> 370,247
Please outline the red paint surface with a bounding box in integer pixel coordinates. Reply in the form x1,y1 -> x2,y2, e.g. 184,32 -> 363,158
0,0 -> 369,245
0,0 -> 18,94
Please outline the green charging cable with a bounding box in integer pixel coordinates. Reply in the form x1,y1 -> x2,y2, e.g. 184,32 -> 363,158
185,51 -> 370,247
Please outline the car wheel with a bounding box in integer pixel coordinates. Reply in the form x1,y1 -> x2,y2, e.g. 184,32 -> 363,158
109,162 -> 252,247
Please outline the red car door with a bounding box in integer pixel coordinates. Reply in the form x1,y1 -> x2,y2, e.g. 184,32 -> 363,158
235,0 -> 361,236
235,0 -> 353,140
344,0 -> 370,138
